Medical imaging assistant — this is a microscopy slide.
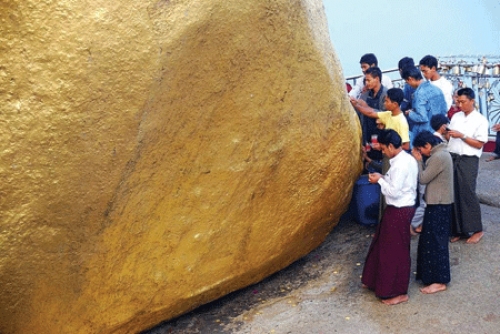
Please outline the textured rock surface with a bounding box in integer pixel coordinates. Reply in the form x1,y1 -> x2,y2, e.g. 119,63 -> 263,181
0,0 -> 361,333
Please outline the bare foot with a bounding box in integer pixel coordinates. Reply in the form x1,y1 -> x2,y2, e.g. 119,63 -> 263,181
415,225 -> 422,233
486,155 -> 499,162
466,231 -> 484,244
450,236 -> 461,243
420,283 -> 447,294
361,284 -> 368,289
381,294 -> 409,305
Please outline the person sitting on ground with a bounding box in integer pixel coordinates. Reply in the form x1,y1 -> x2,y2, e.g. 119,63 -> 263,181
486,123 -> 500,162
362,129 -> 418,306
411,131 -> 453,295
430,113 -> 450,142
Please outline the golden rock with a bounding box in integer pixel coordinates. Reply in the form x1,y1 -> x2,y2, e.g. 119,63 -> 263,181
0,0 -> 361,333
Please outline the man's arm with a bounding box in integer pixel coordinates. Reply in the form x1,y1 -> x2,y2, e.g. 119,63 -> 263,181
447,130 -> 485,149
350,98 -> 379,119
406,95 -> 429,124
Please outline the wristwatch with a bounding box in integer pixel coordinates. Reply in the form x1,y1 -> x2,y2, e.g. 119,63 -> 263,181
462,134 -> 468,140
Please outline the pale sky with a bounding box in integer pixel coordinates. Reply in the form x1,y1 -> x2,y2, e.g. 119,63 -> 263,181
323,0 -> 500,77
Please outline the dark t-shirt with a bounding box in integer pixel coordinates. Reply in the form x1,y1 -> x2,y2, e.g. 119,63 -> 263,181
360,85 -> 388,161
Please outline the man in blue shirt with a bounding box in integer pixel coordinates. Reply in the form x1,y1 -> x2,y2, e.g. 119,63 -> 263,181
401,67 -> 448,143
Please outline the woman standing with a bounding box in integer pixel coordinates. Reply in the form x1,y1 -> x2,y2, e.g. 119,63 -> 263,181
411,131 -> 454,294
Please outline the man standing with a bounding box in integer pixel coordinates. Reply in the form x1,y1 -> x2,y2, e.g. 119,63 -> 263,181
350,67 -> 388,166
401,67 -> 448,142
352,67 -> 388,145
447,88 -> 489,244
362,129 -> 418,305
419,55 -> 454,111
349,53 -> 393,98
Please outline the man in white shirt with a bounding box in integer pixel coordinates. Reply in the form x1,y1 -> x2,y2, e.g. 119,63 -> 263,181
419,55 -> 454,111
362,129 -> 418,306
446,88 -> 489,244
349,53 -> 393,98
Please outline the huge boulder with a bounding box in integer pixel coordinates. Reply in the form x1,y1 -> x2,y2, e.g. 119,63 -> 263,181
0,0 -> 361,333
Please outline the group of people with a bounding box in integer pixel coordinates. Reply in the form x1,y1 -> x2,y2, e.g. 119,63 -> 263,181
348,53 -> 493,305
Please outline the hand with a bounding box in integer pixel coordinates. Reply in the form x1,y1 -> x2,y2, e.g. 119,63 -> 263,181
447,130 -> 465,139
362,149 -> 369,161
492,124 -> 500,132
411,148 -> 422,161
368,172 -> 382,184
371,142 -> 381,151
350,98 -> 367,108
439,124 -> 449,134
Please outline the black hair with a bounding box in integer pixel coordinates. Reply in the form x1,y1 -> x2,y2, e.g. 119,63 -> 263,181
401,67 -> 423,81
386,88 -> 404,105
398,57 -> 415,71
430,114 -> 449,131
359,53 -> 378,66
413,130 -> 443,148
364,66 -> 382,81
419,55 -> 438,69
457,87 -> 475,100
377,129 -> 402,149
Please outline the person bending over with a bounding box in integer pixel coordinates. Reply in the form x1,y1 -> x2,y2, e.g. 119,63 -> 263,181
412,131 -> 453,294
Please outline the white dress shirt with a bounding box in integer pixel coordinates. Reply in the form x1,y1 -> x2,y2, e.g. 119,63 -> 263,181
377,150 -> 418,207
448,110 -> 489,157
